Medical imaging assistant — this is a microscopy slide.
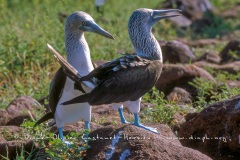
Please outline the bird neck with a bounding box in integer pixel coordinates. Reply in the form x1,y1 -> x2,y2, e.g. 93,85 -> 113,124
65,32 -> 94,76
129,26 -> 162,62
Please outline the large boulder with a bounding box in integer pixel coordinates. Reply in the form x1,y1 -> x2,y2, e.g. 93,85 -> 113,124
194,61 -> 240,74
222,3 -> 240,19
155,64 -> 215,97
196,52 -> 221,64
220,39 -> 240,64
169,15 -> 192,28
179,38 -> 220,48
6,96 -> 42,126
161,0 -> 213,21
179,95 -> 240,159
160,40 -> 196,64
85,124 -> 211,159
166,87 -> 193,104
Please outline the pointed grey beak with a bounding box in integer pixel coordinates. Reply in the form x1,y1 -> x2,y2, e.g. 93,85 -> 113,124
81,21 -> 115,40
152,9 -> 182,22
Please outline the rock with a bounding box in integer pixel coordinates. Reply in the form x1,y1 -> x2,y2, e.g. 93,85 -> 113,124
170,15 -> 192,28
6,96 -> 41,117
0,108 -> 9,126
6,96 -> 41,126
222,3 -> 240,19
172,112 -> 186,133
166,87 -> 193,104
179,95 -> 240,159
85,124 -> 211,159
0,126 -> 22,141
6,115 -> 34,126
220,39 -> 240,64
155,64 -> 215,97
185,112 -> 198,121
196,52 -> 221,64
226,80 -> 240,88
160,40 -> 195,64
0,140 -> 36,160
194,61 -> 240,74
161,0 -> 213,20
178,38 -> 220,47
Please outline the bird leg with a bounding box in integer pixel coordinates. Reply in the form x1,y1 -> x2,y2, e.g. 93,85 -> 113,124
84,121 -> 90,140
118,108 -> 129,124
58,127 -> 72,146
85,121 -> 90,130
133,113 -> 159,134
58,127 -> 64,141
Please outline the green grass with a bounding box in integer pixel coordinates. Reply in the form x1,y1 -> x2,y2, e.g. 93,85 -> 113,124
0,0 -> 165,108
0,0 -> 239,108
0,119 -> 90,159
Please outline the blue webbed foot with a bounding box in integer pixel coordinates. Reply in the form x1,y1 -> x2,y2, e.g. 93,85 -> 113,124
118,108 -> 129,124
58,127 -> 73,146
63,140 -> 73,146
134,123 -> 159,134
133,113 -> 159,134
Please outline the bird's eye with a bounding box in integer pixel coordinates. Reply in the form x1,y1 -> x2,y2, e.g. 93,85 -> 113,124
82,21 -> 87,26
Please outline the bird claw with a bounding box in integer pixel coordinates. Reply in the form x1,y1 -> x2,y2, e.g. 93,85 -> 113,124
63,140 -> 73,146
134,123 -> 160,134
121,120 -> 130,124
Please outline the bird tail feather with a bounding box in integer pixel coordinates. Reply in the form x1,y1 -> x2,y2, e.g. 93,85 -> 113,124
61,94 -> 89,105
34,112 -> 54,127
47,43 -> 95,90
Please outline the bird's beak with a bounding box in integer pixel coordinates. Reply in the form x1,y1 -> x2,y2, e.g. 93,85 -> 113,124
152,9 -> 182,22
82,21 -> 115,40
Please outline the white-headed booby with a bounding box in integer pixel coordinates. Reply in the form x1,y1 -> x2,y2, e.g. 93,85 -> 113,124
47,8 -> 181,134
34,11 -> 114,142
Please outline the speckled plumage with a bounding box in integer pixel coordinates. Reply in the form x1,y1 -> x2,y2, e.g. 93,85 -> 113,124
128,9 -> 163,61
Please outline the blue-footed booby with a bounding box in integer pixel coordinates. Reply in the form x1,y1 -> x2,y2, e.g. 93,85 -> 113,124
34,11 -> 114,142
48,8 -> 181,134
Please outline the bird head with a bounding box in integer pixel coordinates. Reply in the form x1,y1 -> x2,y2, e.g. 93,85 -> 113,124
65,11 -> 114,39
128,8 -> 182,60
129,8 -> 182,29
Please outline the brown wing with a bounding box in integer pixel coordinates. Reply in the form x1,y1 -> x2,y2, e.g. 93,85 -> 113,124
47,46 -> 163,106
49,67 -> 67,113
87,59 -> 163,105
80,54 -> 144,82
61,55 -> 163,106
47,43 -> 82,83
